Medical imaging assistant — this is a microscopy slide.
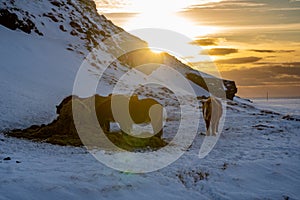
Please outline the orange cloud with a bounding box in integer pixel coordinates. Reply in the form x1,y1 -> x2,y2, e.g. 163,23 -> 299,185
189,38 -> 221,46
215,56 -> 262,64
206,48 -> 238,55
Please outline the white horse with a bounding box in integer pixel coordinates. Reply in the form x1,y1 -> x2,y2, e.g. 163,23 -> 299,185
202,97 -> 223,136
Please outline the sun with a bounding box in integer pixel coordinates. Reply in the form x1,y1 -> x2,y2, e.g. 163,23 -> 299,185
149,47 -> 163,54
122,11 -> 221,43
125,0 -> 199,14
96,0 -> 222,40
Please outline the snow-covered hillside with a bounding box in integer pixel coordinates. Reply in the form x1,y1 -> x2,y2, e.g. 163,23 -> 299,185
0,0 -> 145,130
0,0 -> 237,131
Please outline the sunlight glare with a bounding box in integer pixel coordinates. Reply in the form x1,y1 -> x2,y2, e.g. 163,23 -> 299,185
125,0 -> 198,14
149,47 -> 163,54
123,12 -> 220,40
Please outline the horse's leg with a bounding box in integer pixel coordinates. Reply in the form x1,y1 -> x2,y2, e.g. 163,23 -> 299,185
151,120 -> 162,137
206,126 -> 210,136
215,111 -> 222,135
215,119 -> 219,135
104,120 -> 110,133
119,119 -> 132,135
212,102 -> 222,136
210,111 -> 216,136
99,118 -> 108,133
209,124 -> 213,136
212,120 -> 217,136
205,119 -> 209,134
205,115 -> 212,136
149,104 -> 163,138
98,117 -> 105,133
215,111 -> 221,135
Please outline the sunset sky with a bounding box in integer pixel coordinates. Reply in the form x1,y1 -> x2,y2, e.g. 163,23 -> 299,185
95,0 -> 300,98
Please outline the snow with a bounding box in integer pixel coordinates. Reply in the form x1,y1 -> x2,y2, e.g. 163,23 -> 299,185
1,98 -> 300,199
1,0 -> 299,199
0,26 -> 80,130
253,98 -> 300,116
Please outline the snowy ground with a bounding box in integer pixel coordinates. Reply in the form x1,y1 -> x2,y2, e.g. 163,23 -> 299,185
1,1 -> 299,199
1,98 -> 299,200
253,98 -> 300,116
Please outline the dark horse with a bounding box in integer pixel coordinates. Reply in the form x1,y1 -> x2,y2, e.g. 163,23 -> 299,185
96,94 -> 163,138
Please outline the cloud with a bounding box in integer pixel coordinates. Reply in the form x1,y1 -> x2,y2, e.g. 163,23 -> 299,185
179,0 -> 300,28
189,38 -> 221,46
187,1 -> 266,10
220,64 -> 300,87
255,62 -> 300,66
215,56 -> 262,64
249,49 -> 295,53
206,48 -> 238,55
95,0 -> 129,13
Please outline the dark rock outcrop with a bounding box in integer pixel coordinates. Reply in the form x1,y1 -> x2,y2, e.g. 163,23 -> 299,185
223,80 -> 238,100
0,9 -> 43,35
3,157 -> 11,161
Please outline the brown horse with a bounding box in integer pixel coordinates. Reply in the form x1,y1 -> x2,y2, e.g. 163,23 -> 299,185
96,94 -> 163,138
202,97 -> 223,136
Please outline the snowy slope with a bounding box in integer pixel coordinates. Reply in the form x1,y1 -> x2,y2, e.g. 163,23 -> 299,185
0,0 -> 134,130
0,0 -> 228,131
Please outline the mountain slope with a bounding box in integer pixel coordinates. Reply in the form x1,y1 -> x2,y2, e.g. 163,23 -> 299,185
0,0 -> 146,130
0,0 -> 237,131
